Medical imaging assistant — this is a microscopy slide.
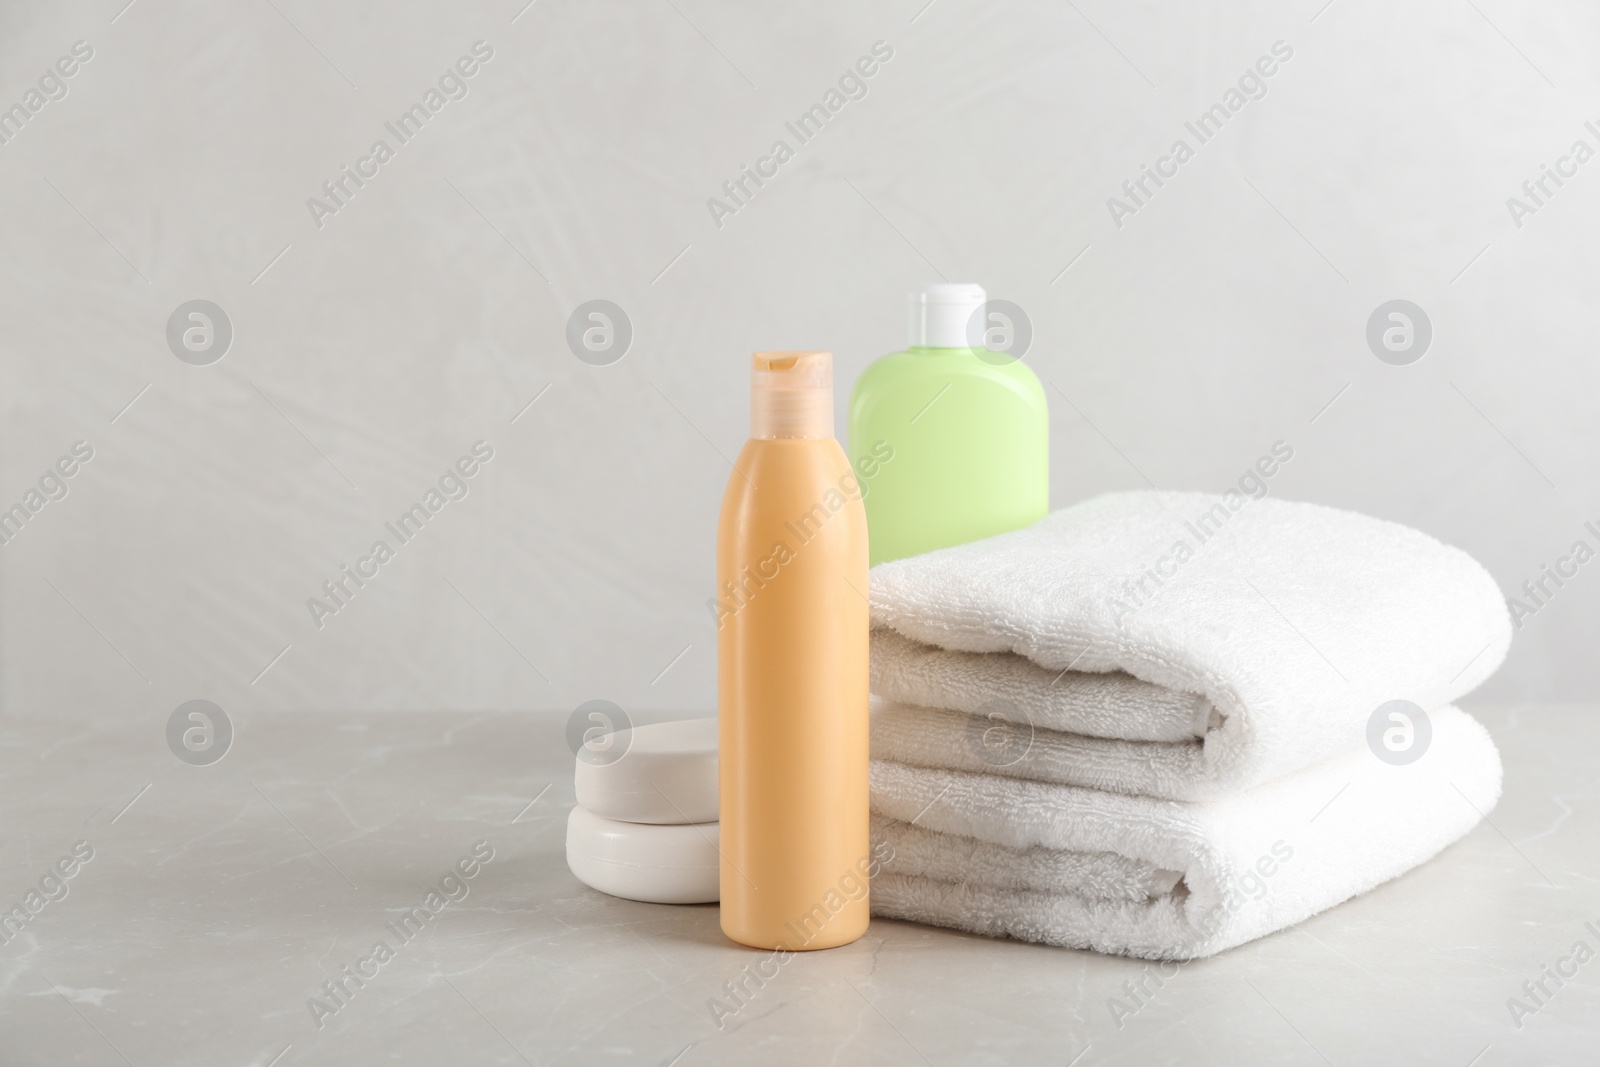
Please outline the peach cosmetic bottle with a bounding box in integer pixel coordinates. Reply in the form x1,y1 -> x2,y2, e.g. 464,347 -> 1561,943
715,352 -> 870,951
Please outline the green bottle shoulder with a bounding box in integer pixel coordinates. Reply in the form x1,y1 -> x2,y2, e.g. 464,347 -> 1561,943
849,348 -> 1047,415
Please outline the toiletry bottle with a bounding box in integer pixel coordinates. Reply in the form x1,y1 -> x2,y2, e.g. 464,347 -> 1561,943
849,283 -> 1049,565
716,351 -> 870,951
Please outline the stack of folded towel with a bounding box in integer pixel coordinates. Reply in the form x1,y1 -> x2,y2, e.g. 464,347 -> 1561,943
866,491 -> 1511,960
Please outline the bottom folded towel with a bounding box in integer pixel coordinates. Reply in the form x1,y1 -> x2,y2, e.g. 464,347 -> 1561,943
868,705 -> 1501,960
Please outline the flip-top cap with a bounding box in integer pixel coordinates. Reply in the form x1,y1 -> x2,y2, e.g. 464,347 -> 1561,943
750,351 -> 833,439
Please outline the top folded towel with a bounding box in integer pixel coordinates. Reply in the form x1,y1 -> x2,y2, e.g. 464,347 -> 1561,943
869,491 -> 1511,800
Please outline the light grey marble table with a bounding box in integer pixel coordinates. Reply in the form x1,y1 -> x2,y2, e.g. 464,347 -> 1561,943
2,703 -> 1594,1066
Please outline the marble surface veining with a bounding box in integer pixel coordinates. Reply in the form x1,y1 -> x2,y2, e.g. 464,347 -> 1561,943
1,703 -> 1596,1066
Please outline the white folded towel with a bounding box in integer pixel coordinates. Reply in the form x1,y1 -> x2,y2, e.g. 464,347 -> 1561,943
872,628 -> 1212,742
869,812 -> 1184,902
869,705 -> 1502,960
870,491 -> 1511,801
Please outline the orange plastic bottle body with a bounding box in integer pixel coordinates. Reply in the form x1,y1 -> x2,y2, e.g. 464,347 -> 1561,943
716,437 -> 870,951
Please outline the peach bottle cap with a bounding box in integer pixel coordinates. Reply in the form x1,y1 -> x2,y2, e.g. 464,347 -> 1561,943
750,351 -> 833,439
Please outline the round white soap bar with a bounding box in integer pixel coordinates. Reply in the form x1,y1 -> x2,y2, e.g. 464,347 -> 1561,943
565,806 -> 719,904
573,717 -> 718,824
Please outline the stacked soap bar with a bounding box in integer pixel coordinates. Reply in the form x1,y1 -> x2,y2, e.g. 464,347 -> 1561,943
565,718 -> 721,904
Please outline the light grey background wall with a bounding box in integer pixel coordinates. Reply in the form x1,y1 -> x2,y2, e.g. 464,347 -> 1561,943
2,0 -> 1596,722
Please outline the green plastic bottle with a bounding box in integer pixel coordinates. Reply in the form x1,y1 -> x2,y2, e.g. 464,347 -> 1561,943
849,284 -> 1049,566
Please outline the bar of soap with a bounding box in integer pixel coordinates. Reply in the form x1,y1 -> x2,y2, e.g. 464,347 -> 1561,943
573,717 -> 717,824
565,806 -> 719,904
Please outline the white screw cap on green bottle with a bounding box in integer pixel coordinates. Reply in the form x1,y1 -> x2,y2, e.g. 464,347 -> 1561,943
908,283 -> 986,349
